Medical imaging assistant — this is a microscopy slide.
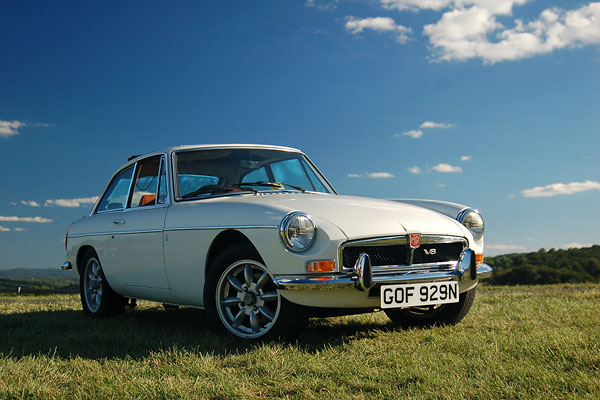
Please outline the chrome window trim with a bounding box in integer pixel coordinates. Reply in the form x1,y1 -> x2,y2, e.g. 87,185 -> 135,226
125,161 -> 138,208
338,234 -> 468,272
301,154 -> 338,195
156,155 -> 170,206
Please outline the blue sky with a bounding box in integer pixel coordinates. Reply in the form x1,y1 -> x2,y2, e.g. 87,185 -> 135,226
1,0 -> 599,269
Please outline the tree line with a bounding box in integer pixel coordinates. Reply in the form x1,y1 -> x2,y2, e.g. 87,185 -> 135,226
484,245 -> 600,285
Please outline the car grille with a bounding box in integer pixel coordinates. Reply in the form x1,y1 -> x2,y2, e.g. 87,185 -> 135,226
412,242 -> 466,264
342,245 -> 410,269
340,235 -> 466,270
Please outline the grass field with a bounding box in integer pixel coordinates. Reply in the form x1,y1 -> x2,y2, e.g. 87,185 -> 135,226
1,284 -> 598,399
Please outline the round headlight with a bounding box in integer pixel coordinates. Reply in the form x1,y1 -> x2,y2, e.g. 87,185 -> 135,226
279,212 -> 316,252
457,209 -> 485,241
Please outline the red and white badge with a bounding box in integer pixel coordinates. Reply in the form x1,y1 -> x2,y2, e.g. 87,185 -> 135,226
409,233 -> 421,249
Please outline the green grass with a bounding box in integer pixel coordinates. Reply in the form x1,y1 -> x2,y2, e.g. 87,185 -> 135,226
1,284 -> 599,399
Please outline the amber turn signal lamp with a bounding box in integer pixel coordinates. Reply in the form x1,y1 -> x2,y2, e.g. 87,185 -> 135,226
476,253 -> 484,263
306,260 -> 335,273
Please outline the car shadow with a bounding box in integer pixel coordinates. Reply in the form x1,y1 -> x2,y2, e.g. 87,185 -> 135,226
0,306 -> 398,360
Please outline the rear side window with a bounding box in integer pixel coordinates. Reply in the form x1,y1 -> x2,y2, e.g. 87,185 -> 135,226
96,166 -> 134,213
130,156 -> 161,208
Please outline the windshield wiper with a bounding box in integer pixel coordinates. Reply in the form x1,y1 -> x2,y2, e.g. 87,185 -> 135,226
231,181 -> 305,192
181,186 -> 234,199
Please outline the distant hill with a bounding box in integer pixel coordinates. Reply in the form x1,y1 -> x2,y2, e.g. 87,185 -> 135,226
1,246 -> 599,293
485,245 -> 600,285
0,268 -> 77,281
0,268 -> 78,294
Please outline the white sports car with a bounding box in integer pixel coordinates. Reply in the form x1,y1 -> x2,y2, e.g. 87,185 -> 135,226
63,144 -> 492,339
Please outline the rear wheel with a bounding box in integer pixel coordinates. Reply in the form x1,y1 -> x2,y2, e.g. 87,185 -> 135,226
205,244 -> 306,339
80,249 -> 126,316
385,287 -> 476,328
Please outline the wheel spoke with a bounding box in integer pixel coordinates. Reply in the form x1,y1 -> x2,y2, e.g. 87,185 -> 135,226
227,276 -> 245,293
91,262 -> 99,277
260,291 -> 278,302
258,305 -> 275,321
222,296 -> 241,307
244,265 -> 254,287
255,272 -> 270,291
249,310 -> 261,333
94,294 -> 101,306
232,308 -> 246,328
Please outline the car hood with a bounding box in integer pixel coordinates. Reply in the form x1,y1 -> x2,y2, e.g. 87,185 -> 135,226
226,193 -> 468,240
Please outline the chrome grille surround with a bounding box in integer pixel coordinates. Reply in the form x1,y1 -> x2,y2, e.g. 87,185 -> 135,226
339,235 -> 467,275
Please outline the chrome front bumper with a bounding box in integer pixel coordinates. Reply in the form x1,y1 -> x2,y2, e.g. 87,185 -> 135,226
273,249 -> 492,292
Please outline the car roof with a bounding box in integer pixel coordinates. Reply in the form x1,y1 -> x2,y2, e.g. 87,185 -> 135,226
129,144 -> 303,162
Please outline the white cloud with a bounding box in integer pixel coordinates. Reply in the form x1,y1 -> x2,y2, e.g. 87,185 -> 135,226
382,1 -> 529,15
44,196 -> 98,208
396,129 -> 423,139
461,155 -> 472,162
420,121 -> 455,129
432,163 -> 463,173
0,216 -> 53,223
0,120 -> 27,138
345,16 -> 412,43
14,227 -> 27,232
423,2 -> 600,64
436,183 -> 447,187
347,172 -> 395,178
305,0 -> 338,10
522,180 -> 600,198
0,120 -> 51,138
407,166 -> 422,174
0,225 -> 10,232
367,172 -> 395,179
381,0 -> 451,11
21,200 -> 41,207
562,242 -> 593,249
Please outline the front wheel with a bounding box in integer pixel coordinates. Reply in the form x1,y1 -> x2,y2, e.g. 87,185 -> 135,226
80,249 -> 126,317
385,286 -> 477,328
205,244 -> 305,339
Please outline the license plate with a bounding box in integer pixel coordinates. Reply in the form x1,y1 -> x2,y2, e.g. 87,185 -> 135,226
380,281 -> 459,309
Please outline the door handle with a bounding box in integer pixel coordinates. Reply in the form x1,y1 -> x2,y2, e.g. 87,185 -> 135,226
112,219 -> 125,225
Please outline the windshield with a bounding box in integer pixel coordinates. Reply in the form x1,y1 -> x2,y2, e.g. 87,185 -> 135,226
173,149 -> 335,200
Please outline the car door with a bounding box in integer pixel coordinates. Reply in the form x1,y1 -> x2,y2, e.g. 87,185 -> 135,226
113,155 -> 170,289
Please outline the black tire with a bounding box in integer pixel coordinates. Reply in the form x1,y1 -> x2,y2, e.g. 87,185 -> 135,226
204,243 -> 306,340
79,249 -> 127,317
384,287 -> 476,328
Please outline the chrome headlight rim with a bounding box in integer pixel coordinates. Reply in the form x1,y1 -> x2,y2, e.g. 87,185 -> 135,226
279,211 -> 316,253
457,208 -> 485,241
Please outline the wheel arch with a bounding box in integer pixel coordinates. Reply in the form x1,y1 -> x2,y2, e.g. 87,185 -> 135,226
76,245 -> 96,275
205,230 -> 263,275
